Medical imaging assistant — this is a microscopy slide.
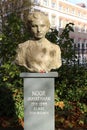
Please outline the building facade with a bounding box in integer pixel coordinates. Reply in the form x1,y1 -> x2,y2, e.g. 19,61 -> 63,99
31,0 -> 87,65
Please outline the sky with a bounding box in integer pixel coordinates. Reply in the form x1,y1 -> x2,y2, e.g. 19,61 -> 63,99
69,0 -> 87,7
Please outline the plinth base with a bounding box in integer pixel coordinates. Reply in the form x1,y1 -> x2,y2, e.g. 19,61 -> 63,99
20,72 -> 58,130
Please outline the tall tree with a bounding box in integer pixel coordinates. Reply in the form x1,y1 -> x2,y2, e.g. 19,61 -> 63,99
0,0 -> 32,33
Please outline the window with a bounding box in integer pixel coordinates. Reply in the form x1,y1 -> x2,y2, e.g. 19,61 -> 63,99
34,0 -> 40,4
78,25 -> 81,32
81,26 -> 84,32
59,5 -> 62,11
66,7 -> 69,12
51,0 -> 56,8
78,43 -> 80,48
59,19 -> 62,28
74,43 -> 77,51
43,0 -> 48,6
82,43 -> 84,49
78,12 -> 81,17
82,43 -> 85,55
51,15 -> 56,27
77,43 -> 80,55
83,25 -> 86,33
71,9 -> 75,14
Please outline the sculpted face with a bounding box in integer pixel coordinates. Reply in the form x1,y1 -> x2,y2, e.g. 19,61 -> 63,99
31,19 -> 49,39
28,11 -> 50,40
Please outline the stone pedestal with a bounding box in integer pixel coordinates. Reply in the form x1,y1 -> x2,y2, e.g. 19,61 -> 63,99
20,72 -> 58,130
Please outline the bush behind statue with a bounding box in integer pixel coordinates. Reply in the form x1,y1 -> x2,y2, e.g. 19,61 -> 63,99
0,13 -> 87,126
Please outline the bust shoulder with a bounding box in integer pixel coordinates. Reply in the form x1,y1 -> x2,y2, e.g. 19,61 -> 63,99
47,40 -> 61,50
54,43 -> 61,50
18,40 -> 29,48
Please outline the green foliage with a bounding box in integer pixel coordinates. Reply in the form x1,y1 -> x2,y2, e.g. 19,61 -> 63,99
56,66 -> 87,102
46,28 -> 59,44
0,13 -> 29,120
59,23 -> 77,65
0,13 -> 29,63
47,23 -> 87,127
46,23 -> 77,65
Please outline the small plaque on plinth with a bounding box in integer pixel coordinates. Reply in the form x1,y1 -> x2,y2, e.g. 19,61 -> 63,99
20,72 -> 58,130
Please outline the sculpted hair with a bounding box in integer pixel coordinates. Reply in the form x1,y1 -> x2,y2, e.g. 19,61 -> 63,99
27,11 -> 50,28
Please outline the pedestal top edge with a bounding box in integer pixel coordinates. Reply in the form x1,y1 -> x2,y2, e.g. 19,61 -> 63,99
20,72 -> 58,78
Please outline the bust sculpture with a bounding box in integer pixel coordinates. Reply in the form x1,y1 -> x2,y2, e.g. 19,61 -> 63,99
15,11 -> 62,72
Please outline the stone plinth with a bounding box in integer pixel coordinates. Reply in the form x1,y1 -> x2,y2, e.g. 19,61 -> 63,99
20,72 -> 58,130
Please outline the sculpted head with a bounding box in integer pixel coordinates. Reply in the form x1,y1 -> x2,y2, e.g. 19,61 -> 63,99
27,11 -> 50,39
15,11 -> 62,72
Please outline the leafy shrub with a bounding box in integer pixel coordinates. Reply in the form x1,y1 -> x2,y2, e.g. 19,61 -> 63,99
47,24 -> 87,128
0,13 -> 29,121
